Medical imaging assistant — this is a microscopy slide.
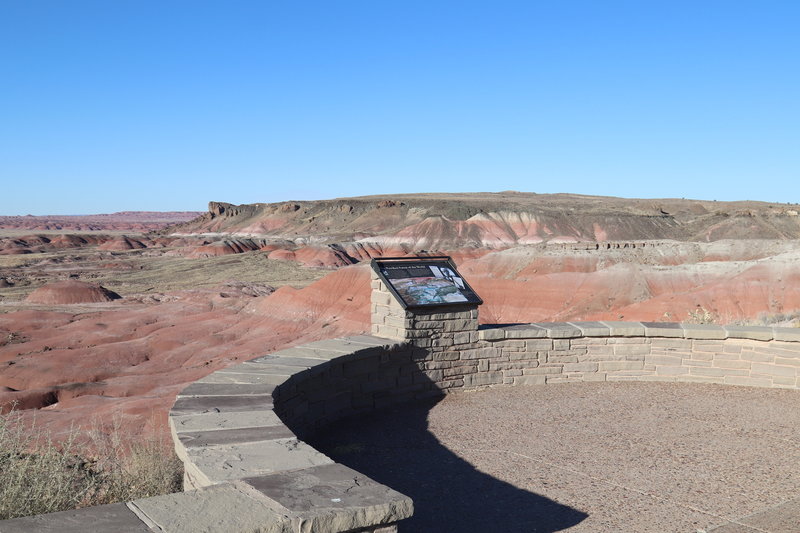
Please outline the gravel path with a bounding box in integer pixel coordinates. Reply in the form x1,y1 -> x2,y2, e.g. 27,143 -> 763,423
311,382 -> 800,533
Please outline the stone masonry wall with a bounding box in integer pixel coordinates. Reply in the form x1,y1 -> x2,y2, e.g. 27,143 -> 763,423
6,312 -> 800,532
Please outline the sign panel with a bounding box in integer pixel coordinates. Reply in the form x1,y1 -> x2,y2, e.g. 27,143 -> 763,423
371,256 -> 483,309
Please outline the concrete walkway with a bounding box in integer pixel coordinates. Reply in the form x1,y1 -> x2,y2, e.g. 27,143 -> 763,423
313,382 -> 800,532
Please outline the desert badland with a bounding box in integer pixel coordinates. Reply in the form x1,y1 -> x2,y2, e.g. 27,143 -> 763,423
2,192 -> 800,441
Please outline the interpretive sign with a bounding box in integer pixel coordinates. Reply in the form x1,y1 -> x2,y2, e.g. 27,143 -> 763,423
371,256 -> 483,309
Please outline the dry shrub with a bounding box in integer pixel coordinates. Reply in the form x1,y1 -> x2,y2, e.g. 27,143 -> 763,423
0,409 -> 182,520
686,306 -> 718,324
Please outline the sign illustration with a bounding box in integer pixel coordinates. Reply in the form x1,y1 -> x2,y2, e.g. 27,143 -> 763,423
371,256 -> 483,309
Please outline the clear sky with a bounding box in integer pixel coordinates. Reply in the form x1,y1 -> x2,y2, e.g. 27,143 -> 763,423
1,1 -> 798,215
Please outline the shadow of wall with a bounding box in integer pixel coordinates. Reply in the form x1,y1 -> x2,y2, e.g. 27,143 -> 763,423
274,338 -> 588,533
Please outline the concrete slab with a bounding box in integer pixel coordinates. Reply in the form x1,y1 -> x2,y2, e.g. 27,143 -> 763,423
534,322 -> 582,338
503,324 -> 548,338
341,335 -> 402,348
682,324 -> 728,339
178,425 -> 295,447
774,328 -> 800,342
243,463 -> 413,532
170,410 -> 283,432
129,482 -> 292,533
568,321 -> 611,337
198,371 -> 289,385
0,503 -> 149,533
600,321 -> 646,336
178,382 -> 277,397
220,361 -> 295,375
186,438 -> 334,482
170,395 -> 274,415
252,354 -> 328,368
724,325 -> 774,341
642,321 -> 685,338
299,339 -> 364,353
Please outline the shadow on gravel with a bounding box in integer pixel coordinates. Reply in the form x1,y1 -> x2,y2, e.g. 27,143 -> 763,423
311,397 -> 588,533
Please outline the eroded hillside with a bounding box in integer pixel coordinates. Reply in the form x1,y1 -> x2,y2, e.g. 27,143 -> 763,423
2,193 -> 800,441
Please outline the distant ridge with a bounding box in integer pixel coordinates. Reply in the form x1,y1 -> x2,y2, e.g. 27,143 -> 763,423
165,192 -> 800,245
0,211 -> 202,232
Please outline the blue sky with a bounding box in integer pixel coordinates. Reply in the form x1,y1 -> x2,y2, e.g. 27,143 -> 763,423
1,1 -> 798,215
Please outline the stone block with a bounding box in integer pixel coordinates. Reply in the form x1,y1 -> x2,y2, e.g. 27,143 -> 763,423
641,322 -> 684,338
478,326 -> 505,341
464,372 -> 504,387
681,324 -> 727,340
680,375 -> 724,384
513,375 -> 547,385
723,376 -> 773,388
243,463 -> 413,533
711,359 -> 751,370
523,366 -> 562,375
773,327 -> 800,342
179,382 -> 279,398
185,439 -> 334,483
649,338 -> 693,350
598,361 -> 643,371
432,337 -> 454,348
546,355 -> 578,363
582,372 -> 608,382
526,339 -> 554,351
723,326 -> 774,341
740,351 -> 775,363
682,359 -> 712,367
504,325 -> 548,338
583,345 -> 615,356
600,321 -> 646,336
771,375 -> 797,386
691,341 -> 726,353
178,425 -> 295,448
751,363 -> 797,377
535,322 -> 581,338
170,410 -> 284,433
552,339 -> 570,350
562,362 -> 599,373
129,482 -> 292,533
644,354 -> 685,366
546,376 -> 583,384
453,331 -> 472,345
690,366 -> 749,377
0,503 -> 152,533
656,366 -> 691,376
775,356 -> 800,367
443,365 -> 478,378
459,347 -> 500,360
508,351 -> 539,361
371,291 -> 393,306
495,339 -> 526,350
568,321 -> 611,337
171,395 -> 275,416
199,371 -> 288,386
612,344 -> 650,356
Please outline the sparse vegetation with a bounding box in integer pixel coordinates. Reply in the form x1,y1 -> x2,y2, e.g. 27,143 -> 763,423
686,306 -> 718,324
0,410 -> 182,520
741,310 -> 800,328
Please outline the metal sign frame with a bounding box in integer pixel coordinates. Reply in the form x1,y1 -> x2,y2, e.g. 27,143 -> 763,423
370,256 -> 483,309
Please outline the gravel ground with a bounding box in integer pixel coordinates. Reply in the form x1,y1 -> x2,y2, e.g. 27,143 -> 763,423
311,382 -> 800,533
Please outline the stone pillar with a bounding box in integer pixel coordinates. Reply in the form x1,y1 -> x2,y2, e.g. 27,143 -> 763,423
370,269 -> 479,350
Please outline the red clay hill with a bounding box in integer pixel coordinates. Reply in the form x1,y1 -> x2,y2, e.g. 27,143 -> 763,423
2,193 -> 800,441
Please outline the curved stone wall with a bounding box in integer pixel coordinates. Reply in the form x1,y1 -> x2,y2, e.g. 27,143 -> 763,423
4,321 -> 800,532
